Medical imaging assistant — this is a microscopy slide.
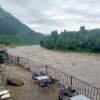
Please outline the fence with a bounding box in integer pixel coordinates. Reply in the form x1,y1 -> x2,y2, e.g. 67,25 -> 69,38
47,66 -> 100,100
8,54 -> 100,100
8,55 -> 46,74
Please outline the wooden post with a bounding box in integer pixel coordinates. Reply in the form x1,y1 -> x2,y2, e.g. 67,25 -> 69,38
45,65 -> 48,75
70,76 -> 73,88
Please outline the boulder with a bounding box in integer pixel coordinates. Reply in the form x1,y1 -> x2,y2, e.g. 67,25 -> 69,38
7,77 -> 24,86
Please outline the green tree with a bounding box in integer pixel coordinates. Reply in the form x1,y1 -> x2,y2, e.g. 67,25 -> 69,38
40,27 -> 100,52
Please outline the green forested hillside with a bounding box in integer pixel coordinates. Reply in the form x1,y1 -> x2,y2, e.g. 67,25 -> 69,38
0,7 -> 44,45
40,26 -> 100,52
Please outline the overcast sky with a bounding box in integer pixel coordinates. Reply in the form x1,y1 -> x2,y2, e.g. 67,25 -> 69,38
0,0 -> 100,34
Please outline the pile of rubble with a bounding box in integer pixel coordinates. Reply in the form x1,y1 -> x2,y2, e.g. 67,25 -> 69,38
0,73 -> 11,100
0,89 -> 11,100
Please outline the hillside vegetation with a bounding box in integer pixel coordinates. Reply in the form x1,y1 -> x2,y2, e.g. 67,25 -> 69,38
40,26 -> 100,52
0,7 -> 44,45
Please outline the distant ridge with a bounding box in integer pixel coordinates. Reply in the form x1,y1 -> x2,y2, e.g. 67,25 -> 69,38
0,7 -> 44,45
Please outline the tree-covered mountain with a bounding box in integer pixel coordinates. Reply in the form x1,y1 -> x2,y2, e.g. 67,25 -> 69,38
0,7 -> 44,45
40,26 -> 100,52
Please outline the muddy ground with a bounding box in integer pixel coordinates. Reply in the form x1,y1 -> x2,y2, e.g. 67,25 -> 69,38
4,65 -> 58,100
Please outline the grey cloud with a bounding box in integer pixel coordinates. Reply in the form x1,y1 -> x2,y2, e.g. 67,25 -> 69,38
0,0 -> 100,33
65,8 -> 100,19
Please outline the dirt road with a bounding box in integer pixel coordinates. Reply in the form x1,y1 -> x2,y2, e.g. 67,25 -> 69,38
7,45 -> 100,88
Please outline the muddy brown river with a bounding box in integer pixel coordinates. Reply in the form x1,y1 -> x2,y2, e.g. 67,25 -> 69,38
7,45 -> 100,88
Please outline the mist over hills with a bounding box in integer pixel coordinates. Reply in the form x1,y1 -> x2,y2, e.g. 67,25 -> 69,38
0,7 -> 44,45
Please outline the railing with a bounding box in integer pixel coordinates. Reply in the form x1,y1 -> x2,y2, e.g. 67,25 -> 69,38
47,66 -> 100,100
8,54 -> 100,100
8,55 -> 46,73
